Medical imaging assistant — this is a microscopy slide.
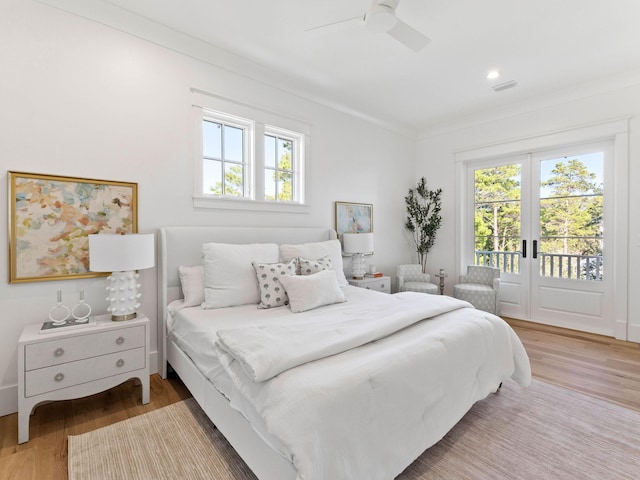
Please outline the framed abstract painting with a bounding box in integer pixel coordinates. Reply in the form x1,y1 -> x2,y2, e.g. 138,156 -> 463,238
8,171 -> 138,283
335,201 -> 373,235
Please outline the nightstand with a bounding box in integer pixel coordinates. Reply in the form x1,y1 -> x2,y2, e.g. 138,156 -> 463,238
348,276 -> 391,293
17,313 -> 150,443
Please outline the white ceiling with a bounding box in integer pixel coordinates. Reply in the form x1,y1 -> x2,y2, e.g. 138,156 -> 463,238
46,0 -> 640,135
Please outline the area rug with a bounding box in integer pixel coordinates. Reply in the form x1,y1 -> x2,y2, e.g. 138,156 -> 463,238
68,380 -> 640,479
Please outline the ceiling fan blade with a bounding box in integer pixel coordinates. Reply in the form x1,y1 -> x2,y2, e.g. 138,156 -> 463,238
305,15 -> 362,34
387,19 -> 430,51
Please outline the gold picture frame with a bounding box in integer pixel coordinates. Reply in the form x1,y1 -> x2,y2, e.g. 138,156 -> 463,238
8,171 -> 138,283
335,201 -> 373,235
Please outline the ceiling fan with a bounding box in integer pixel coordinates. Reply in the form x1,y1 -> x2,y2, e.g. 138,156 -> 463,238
306,0 -> 430,52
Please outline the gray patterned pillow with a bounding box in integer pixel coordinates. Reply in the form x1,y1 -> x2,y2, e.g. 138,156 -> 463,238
251,259 -> 297,309
298,255 -> 332,275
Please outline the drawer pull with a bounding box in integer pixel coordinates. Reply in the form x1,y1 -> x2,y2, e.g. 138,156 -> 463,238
54,348 -> 64,357
116,359 -> 125,368
54,372 -> 64,382
116,337 -> 125,345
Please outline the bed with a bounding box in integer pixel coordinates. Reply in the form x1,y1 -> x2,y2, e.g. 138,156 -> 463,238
158,226 -> 531,480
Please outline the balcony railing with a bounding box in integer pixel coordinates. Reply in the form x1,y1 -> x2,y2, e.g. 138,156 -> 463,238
475,250 -> 603,281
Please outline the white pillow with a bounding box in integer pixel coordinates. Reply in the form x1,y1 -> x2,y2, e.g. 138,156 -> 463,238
280,240 -> 348,286
178,265 -> 204,308
278,270 -> 346,313
252,259 -> 297,309
202,243 -> 280,309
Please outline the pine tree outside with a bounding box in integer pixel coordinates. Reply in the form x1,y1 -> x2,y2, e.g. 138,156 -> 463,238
474,153 -> 603,280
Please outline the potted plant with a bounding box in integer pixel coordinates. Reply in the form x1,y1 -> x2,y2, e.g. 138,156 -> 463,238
405,177 -> 443,273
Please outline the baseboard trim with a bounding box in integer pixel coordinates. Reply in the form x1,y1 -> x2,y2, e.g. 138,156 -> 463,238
615,319 -> 629,341
628,323 -> 640,343
0,383 -> 18,417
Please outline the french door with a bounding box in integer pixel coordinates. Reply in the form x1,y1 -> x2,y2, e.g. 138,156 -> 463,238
466,140 -> 614,335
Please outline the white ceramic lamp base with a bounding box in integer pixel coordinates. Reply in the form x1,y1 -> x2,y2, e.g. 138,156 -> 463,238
351,253 -> 367,280
105,270 -> 142,321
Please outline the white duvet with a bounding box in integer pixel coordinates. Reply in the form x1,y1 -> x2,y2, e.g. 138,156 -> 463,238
212,288 -> 531,480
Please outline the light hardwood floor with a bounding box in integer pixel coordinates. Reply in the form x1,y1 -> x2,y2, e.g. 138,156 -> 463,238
0,320 -> 638,480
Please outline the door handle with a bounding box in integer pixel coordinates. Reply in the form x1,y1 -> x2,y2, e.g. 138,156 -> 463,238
522,240 -> 527,258
533,240 -> 538,259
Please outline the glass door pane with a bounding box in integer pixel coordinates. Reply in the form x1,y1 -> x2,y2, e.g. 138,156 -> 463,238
538,153 -> 604,281
473,164 -> 522,273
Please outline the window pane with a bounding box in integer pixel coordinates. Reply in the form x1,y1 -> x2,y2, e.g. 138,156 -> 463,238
203,121 -> 222,159
540,153 -> 603,199
277,138 -> 292,170
264,168 -> 276,200
539,152 -> 604,281
277,170 -> 293,201
265,135 -> 276,168
473,164 -> 522,273
203,159 -> 222,194
224,163 -> 243,197
224,125 -> 243,162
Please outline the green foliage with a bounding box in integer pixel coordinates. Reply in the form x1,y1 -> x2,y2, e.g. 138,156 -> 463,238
265,146 -> 293,201
473,165 -> 521,255
210,164 -> 243,196
473,158 -> 603,277
539,159 -> 602,256
404,177 -> 442,272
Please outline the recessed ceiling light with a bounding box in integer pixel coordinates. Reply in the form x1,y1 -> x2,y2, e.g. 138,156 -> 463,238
487,70 -> 500,80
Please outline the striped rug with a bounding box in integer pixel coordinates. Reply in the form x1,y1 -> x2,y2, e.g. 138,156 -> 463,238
68,379 -> 640,479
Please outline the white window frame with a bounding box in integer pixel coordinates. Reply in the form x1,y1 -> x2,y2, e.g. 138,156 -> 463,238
200,111 -> 253,198
263,126 -> 303,203
192,89 -> 309,213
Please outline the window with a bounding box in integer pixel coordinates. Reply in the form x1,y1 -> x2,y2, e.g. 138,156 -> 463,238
202,115 -> 249,197
192,90 -> 308,212
264,128 -> 300,202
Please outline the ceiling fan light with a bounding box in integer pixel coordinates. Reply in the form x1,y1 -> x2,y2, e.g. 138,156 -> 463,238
364,5 -> 397,33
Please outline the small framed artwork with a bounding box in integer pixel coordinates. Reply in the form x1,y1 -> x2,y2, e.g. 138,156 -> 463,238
8,171 -> 138,283
335,201 -> 373,235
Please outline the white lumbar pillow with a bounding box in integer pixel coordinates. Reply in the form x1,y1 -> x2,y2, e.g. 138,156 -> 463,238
278,269 -> 346,313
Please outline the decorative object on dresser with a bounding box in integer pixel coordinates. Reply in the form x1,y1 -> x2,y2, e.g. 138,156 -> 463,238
396,264 -> 438,294
453,265 -> 501,314
42,288 -> 92,331
7,171 -> 137,283
404,177 -> 442,273
348,275 -> 391,293
18,313 -> 150,443
342,232 -> 374,279
89,233 -> 155,321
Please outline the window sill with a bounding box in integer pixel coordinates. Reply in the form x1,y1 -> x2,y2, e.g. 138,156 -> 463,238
193,196 -> 310,214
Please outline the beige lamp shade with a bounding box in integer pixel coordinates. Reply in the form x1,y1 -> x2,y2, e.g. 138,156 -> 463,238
342,232 -> 374,254
89,233 -> 155,272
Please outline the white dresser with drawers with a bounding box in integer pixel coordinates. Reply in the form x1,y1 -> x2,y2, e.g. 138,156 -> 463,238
348,275 -> 391,293
17,313 -> 149,443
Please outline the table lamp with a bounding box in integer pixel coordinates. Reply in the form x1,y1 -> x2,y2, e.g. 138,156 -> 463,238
342,232 -> 374,280
89,233 -> 155,321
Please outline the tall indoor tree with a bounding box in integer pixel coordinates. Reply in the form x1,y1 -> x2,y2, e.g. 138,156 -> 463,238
405,177 -> 443,273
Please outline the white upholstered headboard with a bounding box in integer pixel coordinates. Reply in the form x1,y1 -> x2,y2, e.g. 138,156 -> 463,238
158,226 -> 337,373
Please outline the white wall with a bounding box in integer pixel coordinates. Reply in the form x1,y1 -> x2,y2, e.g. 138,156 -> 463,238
0,1 -> 417,415
416,82 -> 640,341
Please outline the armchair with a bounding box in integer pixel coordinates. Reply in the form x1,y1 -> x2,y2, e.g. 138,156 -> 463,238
453,265 -> 501,314
396,265 -> 438,295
